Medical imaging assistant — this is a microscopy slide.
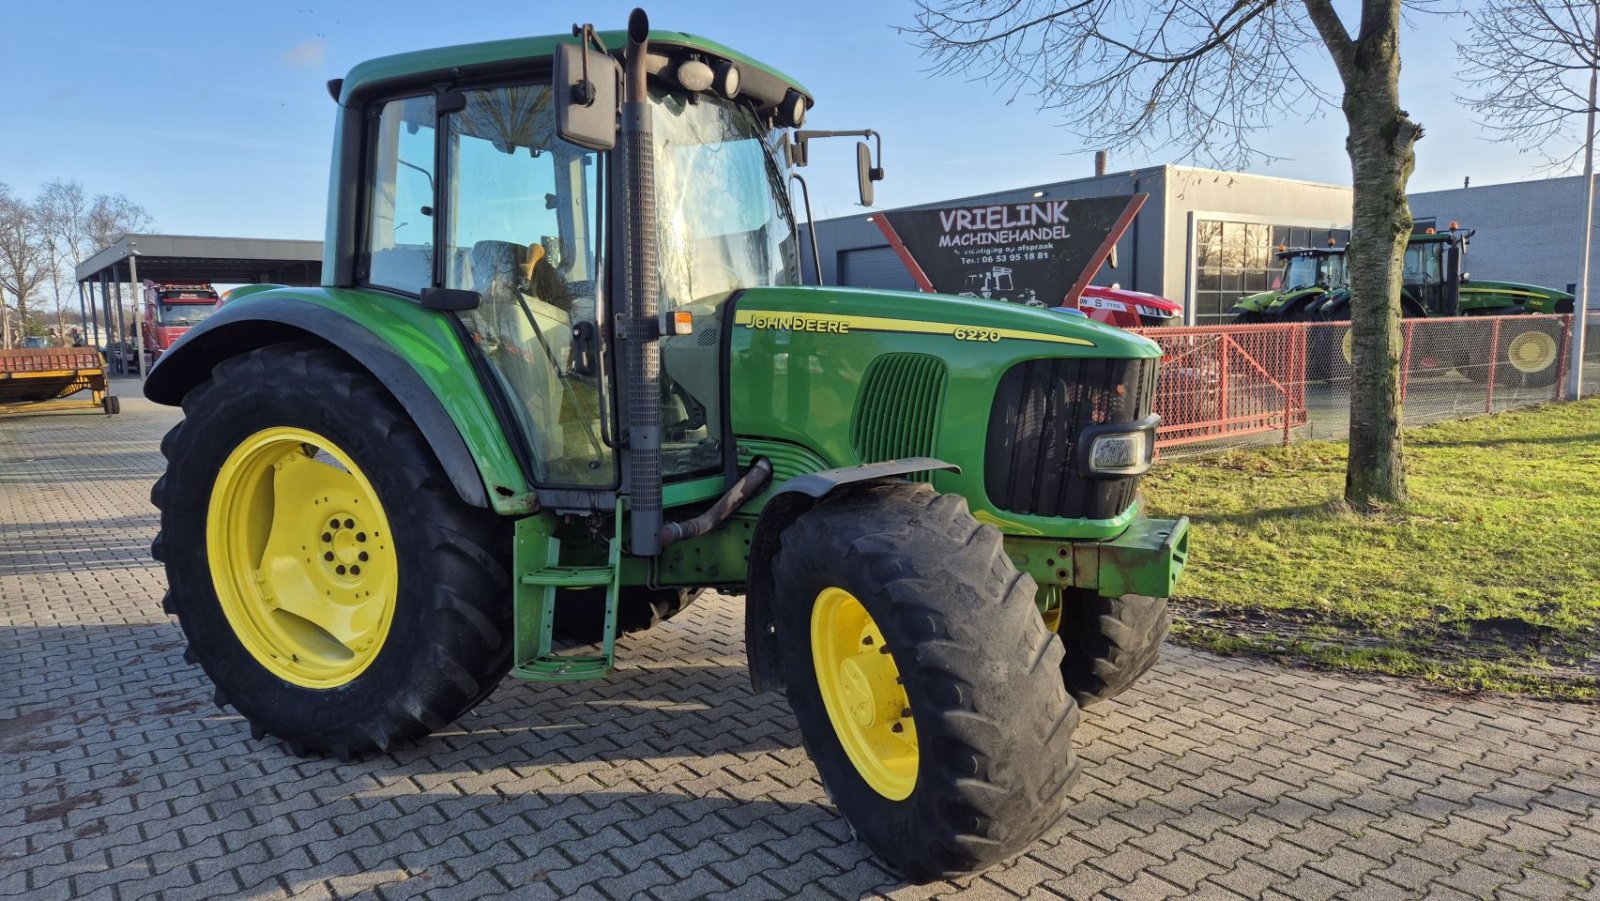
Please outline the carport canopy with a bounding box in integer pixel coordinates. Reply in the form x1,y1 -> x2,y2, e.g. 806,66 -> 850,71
74,233 -> 322,286
72,233 -> 323,376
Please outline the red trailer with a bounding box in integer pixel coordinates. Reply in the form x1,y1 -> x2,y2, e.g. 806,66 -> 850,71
0,348 -> 119,415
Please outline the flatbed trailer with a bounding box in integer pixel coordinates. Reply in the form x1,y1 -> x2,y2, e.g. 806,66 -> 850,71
0,348 -> 121,415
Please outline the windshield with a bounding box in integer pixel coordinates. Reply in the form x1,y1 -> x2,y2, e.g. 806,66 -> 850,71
650,89 -> 801,309
156,302 -> 217,326
650,89 -> 800,479
1279,256 -> 1319,292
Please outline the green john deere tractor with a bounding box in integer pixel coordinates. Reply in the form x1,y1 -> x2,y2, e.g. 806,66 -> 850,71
1231,244 -> 1348,322
1310,227 -> 1573,386
144,10 -> 1188,880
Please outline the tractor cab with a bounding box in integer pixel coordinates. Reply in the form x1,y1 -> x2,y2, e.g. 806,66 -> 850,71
1232,244 -> 1346,321
1277,246 -> 1347,294
1401,228 -> 1464,316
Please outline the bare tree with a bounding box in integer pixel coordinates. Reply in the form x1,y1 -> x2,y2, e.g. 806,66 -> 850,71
35,180 -> 90,335
31,182 -> 155,345
1459,0 -> 1599,171
0,183 -> 51,348
85,193 -> 154,251
904,0 -> 1424,508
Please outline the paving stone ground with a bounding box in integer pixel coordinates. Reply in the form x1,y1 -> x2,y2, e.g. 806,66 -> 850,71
4,382 -> 1600,900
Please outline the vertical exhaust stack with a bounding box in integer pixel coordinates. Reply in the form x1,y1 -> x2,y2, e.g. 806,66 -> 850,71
1094,150 -> 1108,177
621,8 -> 664,556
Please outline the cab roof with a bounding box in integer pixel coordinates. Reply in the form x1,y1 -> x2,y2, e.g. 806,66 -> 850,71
338,29 -> 811,114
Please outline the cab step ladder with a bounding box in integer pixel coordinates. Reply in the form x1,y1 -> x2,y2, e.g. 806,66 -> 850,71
511,503 -> 623,682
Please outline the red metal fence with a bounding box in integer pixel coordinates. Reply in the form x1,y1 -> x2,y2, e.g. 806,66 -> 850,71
1133,314 -> 1586,456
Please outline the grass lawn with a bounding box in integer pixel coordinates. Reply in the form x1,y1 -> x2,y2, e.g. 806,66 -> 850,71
1142,397 -> 1600,701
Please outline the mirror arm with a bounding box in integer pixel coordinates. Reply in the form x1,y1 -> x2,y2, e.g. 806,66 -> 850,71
792,128 -> 885,178
789,173 -> 824,286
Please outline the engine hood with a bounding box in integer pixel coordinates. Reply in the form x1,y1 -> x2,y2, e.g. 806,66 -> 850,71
733,286 -> 1161,359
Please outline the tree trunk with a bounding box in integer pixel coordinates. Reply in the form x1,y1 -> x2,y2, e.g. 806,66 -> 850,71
1341,44 -> 1418,510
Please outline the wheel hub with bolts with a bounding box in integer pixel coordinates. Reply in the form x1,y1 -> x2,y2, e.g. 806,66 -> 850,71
322,516 -> 372,577
811,587 -> 918,800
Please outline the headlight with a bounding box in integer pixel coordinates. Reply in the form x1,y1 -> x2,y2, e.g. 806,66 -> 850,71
1135,304 -> 1175,319
1090,431 -> 1147,472
1077,415 -> 1159,478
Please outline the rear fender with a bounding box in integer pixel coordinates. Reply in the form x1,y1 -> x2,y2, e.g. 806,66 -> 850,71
744,458 -> 958,693
145,290 -> 529,512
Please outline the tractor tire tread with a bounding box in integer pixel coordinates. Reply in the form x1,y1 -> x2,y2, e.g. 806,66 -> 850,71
1057,591 -> 1169,707
773,482 -> 1080,882
152,342 -> 512,760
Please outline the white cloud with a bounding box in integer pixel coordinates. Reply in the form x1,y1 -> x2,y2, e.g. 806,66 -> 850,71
282,39 -> 327,69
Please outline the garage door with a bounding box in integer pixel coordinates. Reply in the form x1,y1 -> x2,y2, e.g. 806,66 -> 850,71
838,246 -> 916,291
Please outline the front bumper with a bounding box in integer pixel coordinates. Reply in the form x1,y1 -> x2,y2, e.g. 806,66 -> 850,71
1005,515 -> 1190,599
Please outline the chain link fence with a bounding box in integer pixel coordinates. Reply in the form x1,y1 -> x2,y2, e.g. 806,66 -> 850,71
1135,314 -> 1596,458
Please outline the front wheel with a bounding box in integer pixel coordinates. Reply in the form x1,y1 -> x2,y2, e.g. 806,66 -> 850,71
152,344 -> 512,759
1056,590 -> 1169,706
772,483 -> 1080,882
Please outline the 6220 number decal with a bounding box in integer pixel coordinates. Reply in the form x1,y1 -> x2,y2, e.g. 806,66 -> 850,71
953,327 -> 1002,343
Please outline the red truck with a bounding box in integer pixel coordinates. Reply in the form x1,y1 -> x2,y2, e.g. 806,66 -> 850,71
142,281 -> 220,362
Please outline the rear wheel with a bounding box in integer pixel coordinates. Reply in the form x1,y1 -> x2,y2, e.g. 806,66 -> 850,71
772,483 -> 1080,882
152,344 -> 512,758
1498,319 -> 1562,387
101,395 -> 120,415
1055,589 -> 1169,707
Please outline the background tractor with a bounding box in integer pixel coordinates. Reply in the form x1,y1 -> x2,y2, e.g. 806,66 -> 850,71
1232,244 -> 1348,322
1312,226 -> 1573,386
143,10 -> 1188,881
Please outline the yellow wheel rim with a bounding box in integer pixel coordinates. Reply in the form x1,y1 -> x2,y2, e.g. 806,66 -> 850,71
206,426 -> 398,689
1507,330 -> 1558,374
1039,586 -> 1064,634
811,587 -> 918,800
1341,327 -> 1354,367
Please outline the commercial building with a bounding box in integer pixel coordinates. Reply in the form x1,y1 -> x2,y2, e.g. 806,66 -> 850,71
1409,176 -> 1595,302
811,163 -> 1600,323
810,164 -> 1354,324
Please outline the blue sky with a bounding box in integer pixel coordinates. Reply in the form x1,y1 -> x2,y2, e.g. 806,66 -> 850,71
4,0 -> 1569,242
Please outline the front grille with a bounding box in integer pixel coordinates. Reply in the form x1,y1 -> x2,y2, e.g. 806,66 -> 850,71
985,357 -> 1157,520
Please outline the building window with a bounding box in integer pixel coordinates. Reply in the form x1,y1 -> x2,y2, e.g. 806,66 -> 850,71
1193,219 -> 1350,323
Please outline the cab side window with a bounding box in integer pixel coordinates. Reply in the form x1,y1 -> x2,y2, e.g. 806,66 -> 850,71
362,95 -> 437,294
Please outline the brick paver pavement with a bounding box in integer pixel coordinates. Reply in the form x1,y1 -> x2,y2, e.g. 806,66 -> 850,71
4,385 -> 1599,900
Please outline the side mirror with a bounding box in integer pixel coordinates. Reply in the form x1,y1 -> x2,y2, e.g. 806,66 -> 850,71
554,41 -> 619,151
856,142 -> 875,207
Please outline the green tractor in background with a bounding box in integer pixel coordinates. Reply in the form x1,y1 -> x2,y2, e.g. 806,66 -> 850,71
142,10 -> 1187,882
1311,226 -> 1573,386
1231,243 -> 1348,322
1235,226 -> 1572,386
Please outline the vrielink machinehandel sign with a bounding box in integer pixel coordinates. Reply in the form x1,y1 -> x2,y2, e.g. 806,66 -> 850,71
870,193 -> 1147,308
